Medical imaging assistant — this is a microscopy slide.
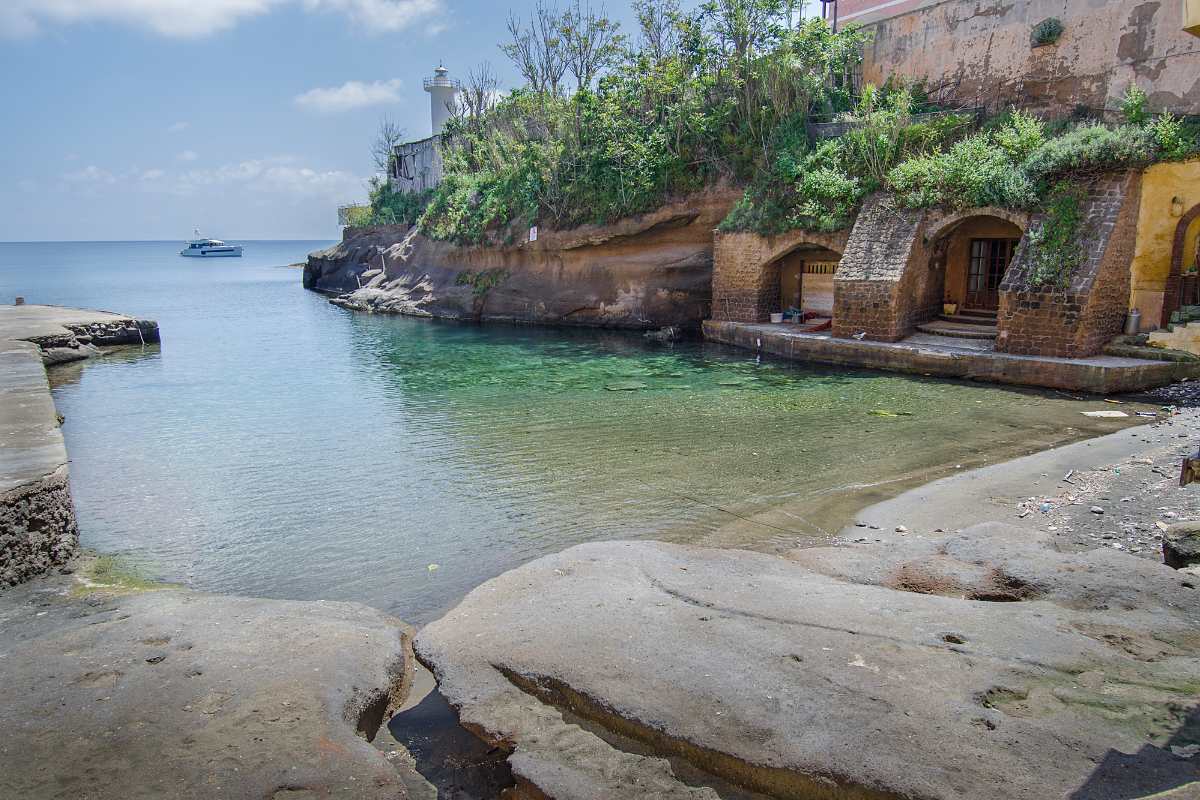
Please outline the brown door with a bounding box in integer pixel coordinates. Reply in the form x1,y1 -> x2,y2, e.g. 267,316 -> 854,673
966,239 -> 1017,310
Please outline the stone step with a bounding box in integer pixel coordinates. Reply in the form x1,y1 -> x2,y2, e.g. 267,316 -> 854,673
942,309 -> 997,321
939,313 -> 999,325
916,319 -> 999,340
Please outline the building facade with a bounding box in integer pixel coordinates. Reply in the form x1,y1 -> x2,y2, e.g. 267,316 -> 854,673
390,136 -> 443,195
706,0 -> 1200,358
388,65 -> 462,196
857,0 -> 1200,116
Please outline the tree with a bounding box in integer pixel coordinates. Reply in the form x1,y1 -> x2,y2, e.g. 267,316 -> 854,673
501,1 -> 569,96
560,0 -> 625,91
371,116 -> 406,175
457,61 -> 501,120
700,0 -> 788,146
633,0 -> 681,63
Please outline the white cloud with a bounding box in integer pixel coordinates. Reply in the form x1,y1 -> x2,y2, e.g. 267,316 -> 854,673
294,78 -> 403,113
1,0 -> 442,38
303,0 -> 441,32
176,156 -> 364,199
168,121 -> 191,133
177,150 -> 199,162
2,0 -> 283,38
50,154 -> 364,205
62,165 -> 117,184
54,156 -> 363,203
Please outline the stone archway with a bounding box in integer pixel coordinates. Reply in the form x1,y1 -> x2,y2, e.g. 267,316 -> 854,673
711,229 -> 848,324
764,241 -> 844,323
1163,204 -> 1200,326
927,213 -> 1026,314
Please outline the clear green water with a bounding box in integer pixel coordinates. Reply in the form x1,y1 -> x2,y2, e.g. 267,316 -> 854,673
2,241 -> 1139,624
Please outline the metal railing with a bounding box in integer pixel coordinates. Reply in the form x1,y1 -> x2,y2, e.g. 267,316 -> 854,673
807,106 -> 985,140
423,76 -> 463,91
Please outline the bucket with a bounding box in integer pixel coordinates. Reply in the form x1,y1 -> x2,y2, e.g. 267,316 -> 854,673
770,312 -> 784,324
1124,308 -> 1141,335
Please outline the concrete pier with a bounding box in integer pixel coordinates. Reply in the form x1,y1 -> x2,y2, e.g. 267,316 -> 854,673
704,320 -> 1200,394
0,305 -> 159,586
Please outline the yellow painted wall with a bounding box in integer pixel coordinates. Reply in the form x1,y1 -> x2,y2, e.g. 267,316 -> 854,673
1130,159 -> 1200,330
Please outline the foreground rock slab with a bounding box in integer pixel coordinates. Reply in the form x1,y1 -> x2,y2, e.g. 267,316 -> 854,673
418,423 -> 1200,800
0,567 -> 415,799
420,538 -> 1199,800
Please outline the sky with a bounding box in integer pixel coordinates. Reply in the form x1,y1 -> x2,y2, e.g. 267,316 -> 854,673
0,0 -> 653,241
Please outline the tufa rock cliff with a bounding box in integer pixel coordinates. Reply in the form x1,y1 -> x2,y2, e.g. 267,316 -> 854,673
303,189 -> 738,331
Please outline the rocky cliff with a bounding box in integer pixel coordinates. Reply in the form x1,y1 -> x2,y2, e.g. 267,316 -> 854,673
304,189 -> 738,331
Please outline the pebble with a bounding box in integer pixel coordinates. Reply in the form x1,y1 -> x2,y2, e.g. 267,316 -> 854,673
1090,506 -> 1104,514
895,525 -> 908,533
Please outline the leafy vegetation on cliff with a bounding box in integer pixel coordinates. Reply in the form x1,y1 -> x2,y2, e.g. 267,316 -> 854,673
725,88 -> 1198,235
366,0 -> 868,243
363,0 -> 1199,242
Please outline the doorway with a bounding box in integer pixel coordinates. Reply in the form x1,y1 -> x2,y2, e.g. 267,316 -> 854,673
966,238 -> 1019,310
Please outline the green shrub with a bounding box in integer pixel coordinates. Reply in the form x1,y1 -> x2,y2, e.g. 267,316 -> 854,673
720,87 -> 969,234
1021,124 -> 1156,186
886,110 -> 1041,210
1120,85 -> 1150,126
367,181 -> 434,227
1031,17 -> 1064,47
1150,113 -> 1200,161
1026,182 -> 1086,290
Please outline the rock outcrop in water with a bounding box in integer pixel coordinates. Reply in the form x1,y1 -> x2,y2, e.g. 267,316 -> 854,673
303,189 -> 738,332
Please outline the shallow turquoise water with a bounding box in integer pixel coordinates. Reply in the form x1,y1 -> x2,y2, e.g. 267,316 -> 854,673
0,241 -> 1136,623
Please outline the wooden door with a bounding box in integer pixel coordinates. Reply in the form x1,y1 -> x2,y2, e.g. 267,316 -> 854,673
966,239 -> 1017,310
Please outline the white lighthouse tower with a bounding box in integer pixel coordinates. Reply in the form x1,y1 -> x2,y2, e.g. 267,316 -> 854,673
424,64 -> 462,136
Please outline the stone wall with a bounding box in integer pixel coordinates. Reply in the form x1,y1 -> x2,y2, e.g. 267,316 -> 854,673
389,135 -> 442,195
832,195 -> 931,341
0,467 -> 76,587
860,0 -> 1200,117
0,307 -> 160,588
711,228 -> 849,323
997,172 -> 1142,357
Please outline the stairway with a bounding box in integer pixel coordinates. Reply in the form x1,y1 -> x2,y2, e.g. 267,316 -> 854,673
915,309 -> 998,341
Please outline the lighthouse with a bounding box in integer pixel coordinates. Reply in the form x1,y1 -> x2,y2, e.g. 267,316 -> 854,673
424,64 -> 462,136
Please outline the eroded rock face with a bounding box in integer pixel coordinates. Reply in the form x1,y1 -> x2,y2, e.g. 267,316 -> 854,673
417,529 -> 1200,800
1164,521 -> 1200,569
0,578 -> 416,799
304,190 -> 738,332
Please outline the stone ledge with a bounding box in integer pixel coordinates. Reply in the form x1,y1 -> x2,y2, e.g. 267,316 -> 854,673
0,304 -> 160,587
703,320 -> 1200,394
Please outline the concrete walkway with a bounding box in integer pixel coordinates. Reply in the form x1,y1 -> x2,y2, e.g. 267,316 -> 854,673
0,304 -> 159,587
704,320 -> 1200,394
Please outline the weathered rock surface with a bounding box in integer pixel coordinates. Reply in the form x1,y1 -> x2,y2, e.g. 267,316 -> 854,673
304,190 -> 738,332
0,305 -> 160,587
0,567 -> 416,799
418,419 -> 1200,800
1164,521 -> 1200,569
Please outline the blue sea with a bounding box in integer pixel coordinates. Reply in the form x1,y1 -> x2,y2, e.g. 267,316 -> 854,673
0,240 -> 1129,623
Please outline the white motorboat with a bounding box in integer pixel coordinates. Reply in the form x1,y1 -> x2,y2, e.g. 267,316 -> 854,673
180,230 -> 243,257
